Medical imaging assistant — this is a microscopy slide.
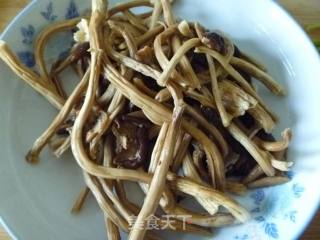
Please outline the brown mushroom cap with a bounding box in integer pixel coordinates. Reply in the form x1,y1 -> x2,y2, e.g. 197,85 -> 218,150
112,115 -> 151,169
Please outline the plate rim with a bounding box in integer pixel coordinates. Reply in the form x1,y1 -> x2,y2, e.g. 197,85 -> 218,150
271,2 -> 320,239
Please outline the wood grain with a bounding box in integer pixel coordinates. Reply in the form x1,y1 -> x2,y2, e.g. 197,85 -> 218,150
0,0 -> 30,32
0,0 -> 319,239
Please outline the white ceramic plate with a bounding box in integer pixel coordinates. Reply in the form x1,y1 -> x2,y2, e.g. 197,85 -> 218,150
1,0 -> 320,239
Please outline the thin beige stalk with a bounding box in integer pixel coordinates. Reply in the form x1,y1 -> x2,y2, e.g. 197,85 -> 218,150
106,217 -> 121,240
182,154 -> 219,215
84,173 -> 129,231
195,46 -> 277,121
71,187 -> 90,214
171,133 -> 192,172
194,23 -> 230,125
0,41 -> 64,109
254,128 -> 292,151
107,0 -> 152,17
171,35 -> 201,88
185,104 -> 228,157
54,136 -> 71,158
26,69 -> 90,163
129,106 -> 184,240
123,10 -> 148,32
242,165 -> 264,184
155,88 -> 172,102
167,175 -> 250,222
160,0 -> 175,26
230,57 -> 285,95
247,176 -> 289,188
227,123 -> 275,176
149,0 -> 162,28
156,38 -> 201,86
35,18 -> 82,81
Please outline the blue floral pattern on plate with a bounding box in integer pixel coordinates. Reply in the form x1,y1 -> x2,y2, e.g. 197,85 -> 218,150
17,0 -> 81,67
235,180 -> 306,240
21,25 -> 35,45
255,216 -> 279,239
65,0 -> 79,19
40,2 -> 58,21
292,184 -> 305,198
284,210 -> 297,223
17,51 -> 35,68
234,234 -> 249,240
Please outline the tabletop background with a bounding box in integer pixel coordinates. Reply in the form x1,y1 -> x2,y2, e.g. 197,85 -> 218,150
0,0 -> 319,239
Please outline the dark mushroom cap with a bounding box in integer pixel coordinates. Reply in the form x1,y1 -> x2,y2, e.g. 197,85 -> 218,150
112,115 -> 151,169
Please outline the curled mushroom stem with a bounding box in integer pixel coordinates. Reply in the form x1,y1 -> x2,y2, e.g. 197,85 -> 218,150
34,17 -> 83,82
53,43 -> 91,78
156,38 -> 201,86
194,46 -> 278,121
254,128 -> 292,152
171,133 -> 192,172
242,165 -> 264,184
182,153 -> 219,215
149,0 -> 163,29
185,104 -> 228,157
219,79 -> 258,121
171,35 -> 201,88
0,41 -> 64,109
133,77 -> 157,97
54,136 -> 71,158
271,159 -> 293,172
247,176 -> 289,189
178,20 -> 193,38
186,89 -> 216,108
71,187 -> 91,214
248,104 -> 276,133
226,181 -> 247,196
84,173 -> 129,231
26,69 -> 90,163
148,122 -> 169,173
160,0 -> 176,26
123,10 -> 148,32
129,106 -> 184,240
136,25 -> 164,47
108,20 -> 138,57
153,25 -> 189,86
227,123 -> 275,177
106,217 -> 121,240
98,83 -> 116,105
107,0 -> 153,18
155,88 -> 171,102
230,57 -> 285,96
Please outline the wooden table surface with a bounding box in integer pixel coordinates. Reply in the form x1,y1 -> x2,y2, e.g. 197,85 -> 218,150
0,0 -> 319,239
